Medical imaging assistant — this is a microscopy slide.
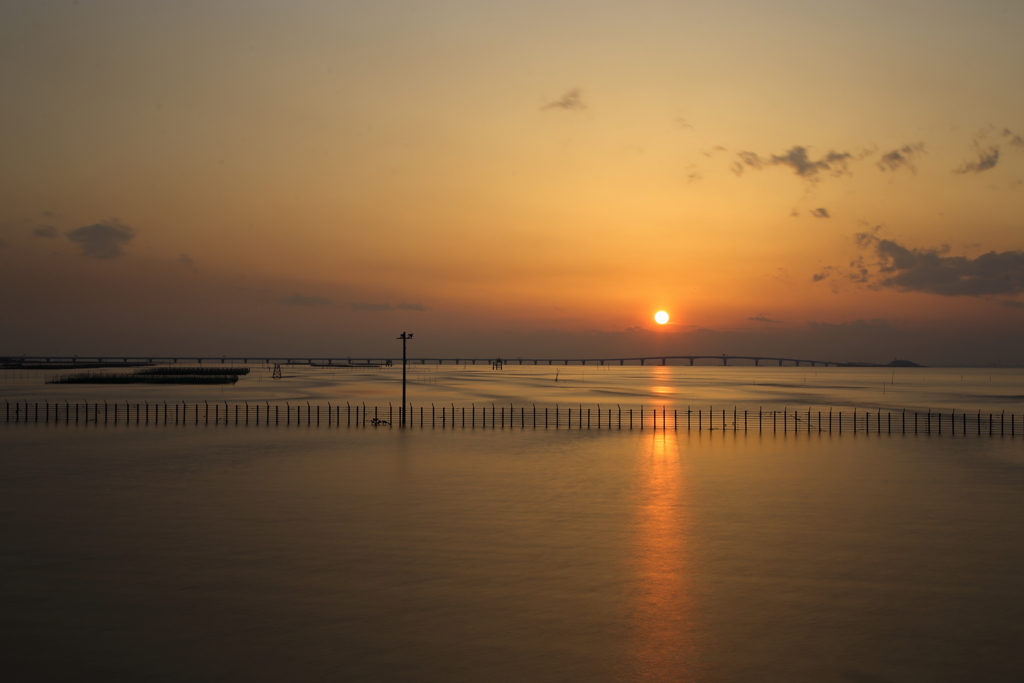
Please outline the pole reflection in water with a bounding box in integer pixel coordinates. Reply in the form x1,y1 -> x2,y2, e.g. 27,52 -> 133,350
629,430 -> 702,682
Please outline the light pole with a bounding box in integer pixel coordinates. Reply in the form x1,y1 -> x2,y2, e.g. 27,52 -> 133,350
398,332 -> 413,426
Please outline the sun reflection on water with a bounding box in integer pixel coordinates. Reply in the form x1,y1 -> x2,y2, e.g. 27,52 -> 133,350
650,365 -> 677,398
629,431 -> 701,681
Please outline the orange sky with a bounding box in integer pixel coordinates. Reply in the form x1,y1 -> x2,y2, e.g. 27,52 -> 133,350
2,1 -> 1023,364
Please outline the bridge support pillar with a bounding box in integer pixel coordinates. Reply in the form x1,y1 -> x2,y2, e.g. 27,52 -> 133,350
689,358 -> 694,366
662,358 -> 666,366
754,359 -> 759,366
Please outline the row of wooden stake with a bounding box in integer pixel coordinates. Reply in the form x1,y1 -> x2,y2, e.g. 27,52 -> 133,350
3,400 -> 1021,436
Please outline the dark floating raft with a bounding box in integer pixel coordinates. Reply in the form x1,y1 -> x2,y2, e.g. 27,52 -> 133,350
48,374 -> 239,385
4,363 -> 154,370
135,367 -> 250,376
309,362 -> 390,368
47,367 -> 248,385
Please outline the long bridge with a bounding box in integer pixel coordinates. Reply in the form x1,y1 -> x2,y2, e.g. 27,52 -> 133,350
2,355 -> 877,368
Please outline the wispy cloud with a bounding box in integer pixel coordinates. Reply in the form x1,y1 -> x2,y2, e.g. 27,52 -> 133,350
811,267 -> 833,282
397,302 -> 426,311
1002,300 -> 1024,308
749,316 -> 782,323
542,88 -> 586,112
178,254 -> 198,273
66,220 -> 135,259
350,302 -> 393,311
954,148 -> 1000,174
853,232 -> 1024,296
877,143 -> 924,172
31,225 -> 58,239
700,145 -> 728,158
733,145 -> 852,180
954,126 -> 1023,174
810,208 -> 830,218
280,294 -> 332,306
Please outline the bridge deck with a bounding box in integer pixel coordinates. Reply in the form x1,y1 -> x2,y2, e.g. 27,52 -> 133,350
3,355 -> 865,367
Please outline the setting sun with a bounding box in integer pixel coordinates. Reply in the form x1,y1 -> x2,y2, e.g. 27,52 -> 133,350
654,311 -> 670,325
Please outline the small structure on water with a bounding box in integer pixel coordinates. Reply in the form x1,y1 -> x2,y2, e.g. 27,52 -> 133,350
48,367 -> 249,385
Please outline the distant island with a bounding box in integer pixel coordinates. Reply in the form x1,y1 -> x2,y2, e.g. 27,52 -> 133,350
837,358 -> 924,368
887,359 -> 923,367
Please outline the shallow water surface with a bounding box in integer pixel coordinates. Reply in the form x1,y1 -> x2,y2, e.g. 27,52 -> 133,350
5,365 -> 1024,414
3,425 -> 1023,682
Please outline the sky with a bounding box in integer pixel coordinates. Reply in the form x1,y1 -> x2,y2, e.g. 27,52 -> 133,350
2,0 -> 1023,365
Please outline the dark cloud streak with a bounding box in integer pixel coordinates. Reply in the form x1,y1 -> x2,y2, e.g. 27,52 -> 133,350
178,254 -> 198,273
32,226 -> 58,239
280,294 -> 332,306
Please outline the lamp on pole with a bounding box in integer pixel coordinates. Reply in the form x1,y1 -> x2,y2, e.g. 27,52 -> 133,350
398,332 -> 413,426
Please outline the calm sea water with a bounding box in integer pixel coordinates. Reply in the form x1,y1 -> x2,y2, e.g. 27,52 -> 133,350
5,364 -> 1024,413
3,367 -> 1024,681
